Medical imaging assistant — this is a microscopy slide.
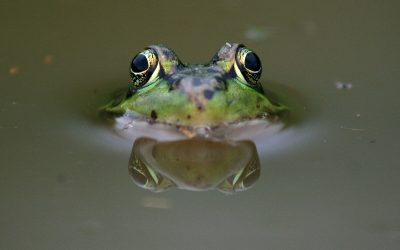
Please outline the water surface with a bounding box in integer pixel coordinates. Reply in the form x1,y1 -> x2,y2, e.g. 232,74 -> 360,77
1,0 -> 399,249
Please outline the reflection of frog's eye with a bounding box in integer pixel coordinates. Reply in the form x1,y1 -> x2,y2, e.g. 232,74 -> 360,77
130,49 -> 159,89
128,158 -> 175,192
235,46 -> 262,86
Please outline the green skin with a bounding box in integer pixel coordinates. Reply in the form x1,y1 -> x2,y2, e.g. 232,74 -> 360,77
103,43 -> 286,127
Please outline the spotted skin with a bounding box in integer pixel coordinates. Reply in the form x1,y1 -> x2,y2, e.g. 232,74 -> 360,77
103,43 -> 286,126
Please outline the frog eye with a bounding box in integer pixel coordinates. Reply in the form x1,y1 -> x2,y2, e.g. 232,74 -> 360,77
130,49 -> 159,89
234,46 -> 262,86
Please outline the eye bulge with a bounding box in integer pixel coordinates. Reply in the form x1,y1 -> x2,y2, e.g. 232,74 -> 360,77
129,45 -> 263,91
129,49 -> 159,89
235,46 -> 262,86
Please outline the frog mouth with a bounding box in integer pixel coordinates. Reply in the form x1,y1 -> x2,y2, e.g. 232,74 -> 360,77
113,111 -> 284,141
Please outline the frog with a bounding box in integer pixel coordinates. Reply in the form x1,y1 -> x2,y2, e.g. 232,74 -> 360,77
102,42 -> 287,138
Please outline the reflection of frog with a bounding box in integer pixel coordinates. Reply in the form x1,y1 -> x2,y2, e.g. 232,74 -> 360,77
103,43 -> 286,131
129,138 -> 260,193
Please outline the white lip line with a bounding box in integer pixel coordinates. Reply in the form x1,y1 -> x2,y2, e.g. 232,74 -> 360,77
114,113 -> 284,141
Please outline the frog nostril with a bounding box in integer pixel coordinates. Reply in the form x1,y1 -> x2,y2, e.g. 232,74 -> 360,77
192,77 -> 202,86
203,89 -> 215,100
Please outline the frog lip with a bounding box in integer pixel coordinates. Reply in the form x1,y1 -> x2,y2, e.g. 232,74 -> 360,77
115,113 -> 283,141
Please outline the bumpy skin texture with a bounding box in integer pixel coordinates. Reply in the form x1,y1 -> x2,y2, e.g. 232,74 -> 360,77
103,43 -> 286,126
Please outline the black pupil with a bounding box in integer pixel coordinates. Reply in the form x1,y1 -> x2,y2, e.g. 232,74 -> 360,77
244,52 -> 261,71
131,53 -> 149,73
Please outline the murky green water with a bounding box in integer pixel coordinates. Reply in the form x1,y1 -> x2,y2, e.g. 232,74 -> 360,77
1,0 -> 400,249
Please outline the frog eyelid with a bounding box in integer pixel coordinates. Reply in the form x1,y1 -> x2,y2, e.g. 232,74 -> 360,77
147,62 -> 160,84
233,61 -> 247,83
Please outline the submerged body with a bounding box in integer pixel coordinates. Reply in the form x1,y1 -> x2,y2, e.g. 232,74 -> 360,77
103,43 -> 286,130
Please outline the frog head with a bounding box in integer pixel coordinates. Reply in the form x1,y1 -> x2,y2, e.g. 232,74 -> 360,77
104,43 -> 285,126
